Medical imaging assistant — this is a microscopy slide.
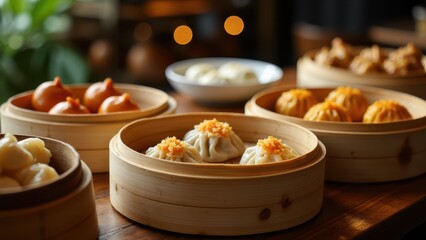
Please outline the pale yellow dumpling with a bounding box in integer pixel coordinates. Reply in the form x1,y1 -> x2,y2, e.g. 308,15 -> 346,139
326,86 -> 369,122
18,138 -> 52,164
0,133 -> 34,171
275,89 -> 319,118
303,101 -> 352,122
363,100 -> 412,123
15,163 -> 59,186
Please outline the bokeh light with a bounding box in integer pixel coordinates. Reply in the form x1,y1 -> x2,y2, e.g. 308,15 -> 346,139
173,25 -> 193,45
224,15 -> 244,35
134,22 -> 153,42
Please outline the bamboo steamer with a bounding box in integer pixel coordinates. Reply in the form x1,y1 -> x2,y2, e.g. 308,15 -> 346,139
0,83 -> 177,173
109,113 -> 326,236
0,134 -> 98,239
297,50 -> 426,99
245,85 -> 426,183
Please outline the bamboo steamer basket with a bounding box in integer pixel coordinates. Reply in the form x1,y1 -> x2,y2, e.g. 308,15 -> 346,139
109,112 -> 326,236
245,85 -> 426,183
0,134 -> 98,239
0,83 -> 177,173
297,50 -> 426,99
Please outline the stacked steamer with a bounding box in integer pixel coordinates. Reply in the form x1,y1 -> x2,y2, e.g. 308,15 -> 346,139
245,85 -> 426,183
109,113 -> 326,235
297,38 -> 426,99
0,133 -> 98,239
0,77 -> 177,173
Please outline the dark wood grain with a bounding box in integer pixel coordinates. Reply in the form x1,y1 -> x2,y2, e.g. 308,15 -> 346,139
93,67 -> 426,240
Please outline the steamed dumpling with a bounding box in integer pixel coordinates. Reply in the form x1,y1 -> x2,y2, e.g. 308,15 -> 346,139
275,89 -> 318,118
325,86 -> 369,122
15,163 -> 59,186
363,100 -> 412,123
240,136 -> 299,165
0,133 -> 34,171
0,176 -> 21,189
18,138 -> 52,164
303,101 -> 352,122
145,137 -> 202,163
183,118 -> 245,163
217,62 -> 258,84
185,63 -> 216,82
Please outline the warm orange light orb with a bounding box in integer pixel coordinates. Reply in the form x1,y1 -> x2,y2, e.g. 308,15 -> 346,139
174,25 -> 193,45
224,15 -> 244,35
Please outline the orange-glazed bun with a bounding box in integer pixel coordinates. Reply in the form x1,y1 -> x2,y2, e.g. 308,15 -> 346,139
48,97 -> 90,114
83,78 -> 121,113
31,76 -> 74,112
275,89 -> 318,118
326,86 -> 369,122
98,93 -> 140,113
303,100 -> 352,122
363,100 -> 412,123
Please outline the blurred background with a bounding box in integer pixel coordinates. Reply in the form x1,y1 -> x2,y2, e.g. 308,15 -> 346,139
1,0 -> 426,103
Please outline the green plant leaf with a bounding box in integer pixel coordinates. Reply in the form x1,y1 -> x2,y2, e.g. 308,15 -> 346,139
7,0 -> 27,15
48,44 -> 89,84
31,0 -> 61,29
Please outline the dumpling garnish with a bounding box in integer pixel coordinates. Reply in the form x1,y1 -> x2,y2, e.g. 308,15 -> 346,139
183,118 -> 245,163
275,89 -> 318,118
363,100 -> 412,123
325,86 -> 369,122
145,137 -> 202,163
240,136 -> 299,165
303,101 -> 352,122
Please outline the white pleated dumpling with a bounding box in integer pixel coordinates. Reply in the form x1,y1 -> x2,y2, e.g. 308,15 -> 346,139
217,62 -> 258,84
240,136 -> 299,165
18,138 -> 52,164
183,118 -> 245,163
15,163 -> 59,186
145,137 -> 203,163
0,133 -> 34,171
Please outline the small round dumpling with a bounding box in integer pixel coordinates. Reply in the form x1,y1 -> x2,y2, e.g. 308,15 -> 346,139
145,137 -> 203,163
15,163 -> 59,186
49,97 -> 90,114
183,118 -> 245,163
0,176 -> 21,189
98,93 -> 140,113
18,137 -> 52,164
275,89 -> 319,118
303,101 -> 352,122
217,62 -> 258,84
325,86 -> 369,122
240,136 -> 299,165
363,100 -> 412,123
0,133 -> 34,171
185,63 -> 216,82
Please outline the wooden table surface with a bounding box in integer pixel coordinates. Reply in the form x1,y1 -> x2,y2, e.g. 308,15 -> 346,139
93,68 -> 426,240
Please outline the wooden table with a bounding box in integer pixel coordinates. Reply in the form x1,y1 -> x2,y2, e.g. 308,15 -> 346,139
93,68 -> 426,239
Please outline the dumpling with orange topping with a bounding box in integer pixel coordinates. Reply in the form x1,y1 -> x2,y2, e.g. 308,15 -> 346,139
325,86 -> 369,122
145,137 -> 202,163
183,118 -> 245,163
240,136 -> 299,165
303,101 -> 352,122
363,100 -> 412,123
275,89 -> 318,118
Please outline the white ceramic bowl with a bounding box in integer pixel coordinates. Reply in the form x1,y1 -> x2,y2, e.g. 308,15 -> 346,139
165,57 -> 283,104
